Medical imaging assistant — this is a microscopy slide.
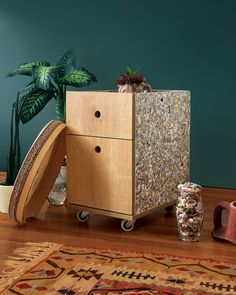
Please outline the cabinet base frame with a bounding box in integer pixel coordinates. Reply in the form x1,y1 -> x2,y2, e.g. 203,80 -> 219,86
70,200 -> 176,222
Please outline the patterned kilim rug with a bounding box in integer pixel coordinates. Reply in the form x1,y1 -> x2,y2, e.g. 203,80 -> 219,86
0,242 -> 235,295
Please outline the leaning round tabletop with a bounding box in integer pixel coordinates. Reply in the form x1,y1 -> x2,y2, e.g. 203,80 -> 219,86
8,120 -> 66,224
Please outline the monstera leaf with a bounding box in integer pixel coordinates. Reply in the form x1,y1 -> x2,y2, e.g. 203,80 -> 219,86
56,49 -> 76,78
33,65 -> 58,90
7,61 -> 50,77
59,68 -> 97,87
20,89 -> 54,124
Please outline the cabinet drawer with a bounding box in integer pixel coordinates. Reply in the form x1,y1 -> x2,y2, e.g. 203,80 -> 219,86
67,135 -> 133,215
66,91 -> 133,139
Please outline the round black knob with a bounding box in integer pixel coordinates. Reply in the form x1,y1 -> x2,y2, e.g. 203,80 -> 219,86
95,111 -> 101,118
95,146 -> 101,153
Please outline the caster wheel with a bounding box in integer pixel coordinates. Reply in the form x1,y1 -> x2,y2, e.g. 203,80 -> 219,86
77,211 -> 89,222
165,205 -> 175,212
121,220 -> 135,232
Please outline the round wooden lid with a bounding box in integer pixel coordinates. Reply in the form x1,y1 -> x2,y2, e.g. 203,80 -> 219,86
9,120 -> 66,224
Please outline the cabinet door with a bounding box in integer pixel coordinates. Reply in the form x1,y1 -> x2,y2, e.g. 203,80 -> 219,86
66,91 -> 133,139
67,135 -> 133,215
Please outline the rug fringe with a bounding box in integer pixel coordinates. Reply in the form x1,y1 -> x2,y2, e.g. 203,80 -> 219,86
0,242 -> 62,292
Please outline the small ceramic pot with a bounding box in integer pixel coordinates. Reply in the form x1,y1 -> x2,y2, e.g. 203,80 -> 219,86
212,201 -> 236,244
118,82 -> 152,93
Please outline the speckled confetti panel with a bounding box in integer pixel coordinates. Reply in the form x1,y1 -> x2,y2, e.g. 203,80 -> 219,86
135,91 -> 190,214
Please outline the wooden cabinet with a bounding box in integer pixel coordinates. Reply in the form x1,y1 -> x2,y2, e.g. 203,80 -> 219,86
67,135 -> 133,214
66,91 -> 133,139
66,91 -> 190,230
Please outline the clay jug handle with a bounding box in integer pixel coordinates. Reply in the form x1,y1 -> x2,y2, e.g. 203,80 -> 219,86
213,201 -> 230,230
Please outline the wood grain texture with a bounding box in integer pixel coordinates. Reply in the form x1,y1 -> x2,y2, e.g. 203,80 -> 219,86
66,135 -> 133,214
9,122 -> 66,224
66,91 -> 133,139
0,183 -> 235,271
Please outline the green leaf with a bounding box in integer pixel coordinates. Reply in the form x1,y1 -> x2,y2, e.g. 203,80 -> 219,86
59,67 -> 97,87
126,66 -> 133,76
56,49 -> 76,77
19,82 -> 37,100
7,61 -> 50,77
55,94 -> 66,122
33,65 -> 58,90
126,66 -> 141,77
18,82 -> 39,116
20,89 -> 54,124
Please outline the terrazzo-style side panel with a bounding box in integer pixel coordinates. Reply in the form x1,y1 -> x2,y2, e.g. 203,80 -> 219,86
135,91 -> 190,214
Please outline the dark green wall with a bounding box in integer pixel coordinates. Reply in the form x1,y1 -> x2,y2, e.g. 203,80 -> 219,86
0,0 -> 236,188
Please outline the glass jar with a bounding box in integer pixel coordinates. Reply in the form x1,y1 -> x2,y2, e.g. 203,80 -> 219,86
176,182 -> 203,241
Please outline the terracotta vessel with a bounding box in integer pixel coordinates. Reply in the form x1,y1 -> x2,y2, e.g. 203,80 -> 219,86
212,201 -> 236,244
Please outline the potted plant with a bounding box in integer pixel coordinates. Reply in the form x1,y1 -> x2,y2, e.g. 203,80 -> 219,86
0,50 -> 97,211
117,66 -> 152,93
7,49 -> 97,123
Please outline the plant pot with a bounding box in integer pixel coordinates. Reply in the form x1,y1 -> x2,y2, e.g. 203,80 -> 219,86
212,201 -> 236,244
48,166 -> 67,205
0,183 -> 13,213
118,82 -> 152,93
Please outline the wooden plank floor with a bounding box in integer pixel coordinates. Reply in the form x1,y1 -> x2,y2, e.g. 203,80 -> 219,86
0,185 -> 236,270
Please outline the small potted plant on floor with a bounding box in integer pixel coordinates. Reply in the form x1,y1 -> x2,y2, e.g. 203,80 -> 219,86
116,66 -> 152,93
